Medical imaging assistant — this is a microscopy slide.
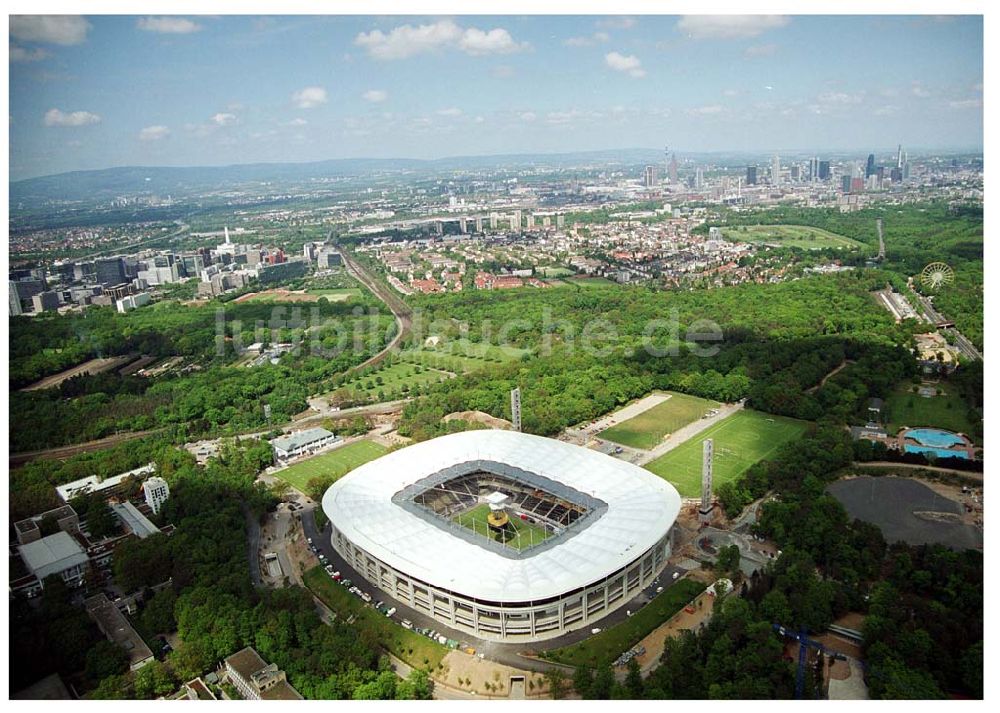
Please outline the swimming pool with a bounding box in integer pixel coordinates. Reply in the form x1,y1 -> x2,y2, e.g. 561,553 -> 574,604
904,444 -> 971,460
903,428 -> 967,448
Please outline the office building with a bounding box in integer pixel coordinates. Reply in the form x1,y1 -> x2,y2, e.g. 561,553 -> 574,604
643,165 -> 657,188
865,153 -> 877,178
746,165 -> 758,186
772,155 -> 781,185
818,161 -> 831,180
95,257 -> 127,287
32,291 -> 61,313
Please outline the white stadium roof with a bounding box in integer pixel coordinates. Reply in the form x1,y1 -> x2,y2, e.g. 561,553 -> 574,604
323,430 -> 681,603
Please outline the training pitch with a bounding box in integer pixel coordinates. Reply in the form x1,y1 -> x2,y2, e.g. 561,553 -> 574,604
600,391 -> 722,450
644,410 -> 808,497
276,440 -> 389,493
452,503 -> 552,550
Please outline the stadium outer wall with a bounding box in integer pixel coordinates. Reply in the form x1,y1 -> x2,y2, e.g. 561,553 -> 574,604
328,524 -> 674,642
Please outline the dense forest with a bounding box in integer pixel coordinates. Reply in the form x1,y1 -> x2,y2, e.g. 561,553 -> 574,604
9,294 -> 395,452
699,202 -> 983,349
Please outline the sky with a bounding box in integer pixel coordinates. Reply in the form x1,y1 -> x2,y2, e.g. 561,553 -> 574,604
8,14 -> 984,180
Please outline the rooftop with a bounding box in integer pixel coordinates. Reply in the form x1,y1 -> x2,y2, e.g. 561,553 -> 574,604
85,594 -> 154,669
270,427 -> 337,453
323,430 -> 681,603
111,501 -> 161,539
17,531 -> 88,580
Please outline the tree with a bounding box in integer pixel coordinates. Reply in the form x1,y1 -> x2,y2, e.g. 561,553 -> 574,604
132,660 -> 177,699
625,658 -> 644,698
716,544 -> 742,578
85,640 -> 128,681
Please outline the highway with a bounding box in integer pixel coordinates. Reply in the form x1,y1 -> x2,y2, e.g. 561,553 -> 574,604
912,291 -> 982,361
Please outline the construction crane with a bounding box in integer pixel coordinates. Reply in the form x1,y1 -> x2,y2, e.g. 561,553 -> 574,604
772,624 -> 847,699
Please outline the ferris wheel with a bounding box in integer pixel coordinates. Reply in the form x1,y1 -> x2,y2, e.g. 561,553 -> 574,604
920,262 -> 955,290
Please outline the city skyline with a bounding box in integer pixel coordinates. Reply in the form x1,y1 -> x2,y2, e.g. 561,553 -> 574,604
9,14 -> 984,180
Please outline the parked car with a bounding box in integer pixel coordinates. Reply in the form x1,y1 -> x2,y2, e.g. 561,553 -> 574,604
401,620 -> 413,630
386,607 -> 396,617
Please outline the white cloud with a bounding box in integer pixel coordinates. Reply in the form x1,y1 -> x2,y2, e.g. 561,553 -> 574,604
949,98 -> 982,110
818,91 -> 864,105
43,108 -> 100,127
436,107 -> 463,117
564,32 -> 610,47
355,20 -> 462,59
10,16 -> 91,45
677,15 -> 789,40
596,17 -> 636,31
687,105 -> 724,116
286,118 -> 308,126
211,112 -> 237,126
874,106 -> 899,116
362,89 -> 388,103
744,43 -> 777,58
911,82 -> 932,98
355,20 -> 527,60
137,17 -> 202,34
9,44 -> 50,62
605,51 -> 645,78
139,125 -> 170,141
292,86 -> 328,109
722,88 -> 740,97
474,115 -> 485,124
459,27 -> 528,56
519,111 -> 537,122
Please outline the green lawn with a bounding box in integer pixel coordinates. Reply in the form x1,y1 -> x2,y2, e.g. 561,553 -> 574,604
304,566 -> 448,671
884,382 -> 982,443
645,410 -> 809,497
340,362 -> 454,401
398,341 -> 529,375
545,578 -> 704,668
565,276 -> 615,287
452,503 -> 551,550
600,392 -> 722,450
538,266 -> 574,278
721,224 -> 864,250
276,440 -> 388,493
306,288 -> 362,301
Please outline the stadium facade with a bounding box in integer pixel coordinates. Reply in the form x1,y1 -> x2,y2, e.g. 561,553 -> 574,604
322,430 -> 681,642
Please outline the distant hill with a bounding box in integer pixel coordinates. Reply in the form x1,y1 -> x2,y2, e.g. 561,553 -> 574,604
9,149 -> 666,203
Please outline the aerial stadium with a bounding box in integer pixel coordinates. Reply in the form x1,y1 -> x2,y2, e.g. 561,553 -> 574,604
322,430 -> 682,642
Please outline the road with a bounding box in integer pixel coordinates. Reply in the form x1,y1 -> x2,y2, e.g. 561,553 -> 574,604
912,291 -> 982,361
299,504 -> 685,674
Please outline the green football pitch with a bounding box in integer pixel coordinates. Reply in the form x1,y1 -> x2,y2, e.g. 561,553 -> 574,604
600,392 -> 721,450
644,410 -> 808,497
276,440 -> 389,493
452,503 -> 552,550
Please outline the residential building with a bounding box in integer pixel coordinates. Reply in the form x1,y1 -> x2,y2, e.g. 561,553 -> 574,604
224,647 -> 302,700
143,476 -> 170,514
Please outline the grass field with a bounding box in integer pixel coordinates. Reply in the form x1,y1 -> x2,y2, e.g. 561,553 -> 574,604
600,392 -> 722,450
304,566 -> 448,671
564,276 -> 615,287
306,288 -> 362,301
721,224 -> 864,250
452,503 -> 551,550
885,382 -> 981,443
399,341 -> 529,375
545,578 -> 704,668
538,266 -> 574,277
340,362 -> 454,401
645,410 -> 809,497
276,440 -> 388,493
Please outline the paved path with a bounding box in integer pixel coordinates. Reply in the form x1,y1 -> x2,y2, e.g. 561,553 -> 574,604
855,461 -> 982,479
635,400 -> 745,466
562,392 -> 672,445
